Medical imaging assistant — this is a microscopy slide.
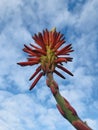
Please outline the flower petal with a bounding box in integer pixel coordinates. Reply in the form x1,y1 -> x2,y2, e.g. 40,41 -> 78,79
33,34 -> 45,50
51,31 -> 58,48
24,44 -> 33,51
57,57 -> 73,62
65,57 -> 73,62
55,57 -> 67,63
54,70 -> 65,79
29,65 -> 41,80
17,61 -> 38,66
23,47 -> 40,56
30,43 -> 40,50
45,29 -> 49,45
56,33 -> 64,43
54,38 -> 65,50
33,49 -> 46,55
27,57 -> 40,62
57,65 -> 73,76
38,32 -> 46,50
49,31 -> 53,44
42,29 -> 49,46
29,72 -> 43,90
56,44 -> 74,55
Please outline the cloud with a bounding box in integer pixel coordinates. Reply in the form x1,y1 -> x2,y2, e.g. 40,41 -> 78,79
0,0 -> 98,130
75,0 -> 98,32
0,91 -> 74,130
0,91 -> 42,129
85,118 -> 98,130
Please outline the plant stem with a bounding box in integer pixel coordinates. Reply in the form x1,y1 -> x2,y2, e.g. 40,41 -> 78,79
46,72 -> 92,130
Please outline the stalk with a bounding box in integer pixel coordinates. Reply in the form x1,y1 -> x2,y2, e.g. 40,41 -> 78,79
46,72 -> 92,130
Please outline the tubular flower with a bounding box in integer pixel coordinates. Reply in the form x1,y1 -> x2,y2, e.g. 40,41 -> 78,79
17,28 -> 74,90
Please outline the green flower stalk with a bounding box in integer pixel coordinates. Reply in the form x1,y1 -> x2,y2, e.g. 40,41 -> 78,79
17,28 -> 92,130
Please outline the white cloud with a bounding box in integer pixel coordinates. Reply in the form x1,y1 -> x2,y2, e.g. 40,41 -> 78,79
92,101 -> 98,110
0,90 -> 73,130
76,0 -> 98,32
85,118 -> 98,130
0,92 -> 43,130
0,0 -> 98,130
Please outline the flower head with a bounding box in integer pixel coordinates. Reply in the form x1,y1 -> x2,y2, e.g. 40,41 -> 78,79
17,28 -> 74,90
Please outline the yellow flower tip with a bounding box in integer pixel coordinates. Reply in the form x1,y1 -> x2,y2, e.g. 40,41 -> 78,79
51,27 -> 56,32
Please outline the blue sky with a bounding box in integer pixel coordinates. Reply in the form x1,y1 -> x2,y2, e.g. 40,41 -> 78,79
0,0 -> 98,130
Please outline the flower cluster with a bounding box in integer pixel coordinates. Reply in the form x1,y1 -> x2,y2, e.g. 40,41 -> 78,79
17,28 -> 74,90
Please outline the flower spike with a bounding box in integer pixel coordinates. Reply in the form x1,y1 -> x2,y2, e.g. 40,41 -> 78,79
17,28 -> 73,90
17,28 -> 92,130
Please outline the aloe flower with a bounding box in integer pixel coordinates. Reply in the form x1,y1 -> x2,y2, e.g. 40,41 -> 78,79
17,28 -> 73,90
17,28 -> 92,130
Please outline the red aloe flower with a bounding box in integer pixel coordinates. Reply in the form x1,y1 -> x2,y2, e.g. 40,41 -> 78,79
17,28 -> 74,90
